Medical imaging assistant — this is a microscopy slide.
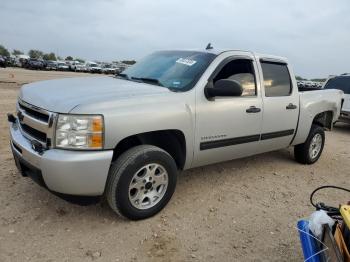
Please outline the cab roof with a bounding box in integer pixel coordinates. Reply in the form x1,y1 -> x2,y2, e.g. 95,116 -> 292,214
173,48 -> 289,64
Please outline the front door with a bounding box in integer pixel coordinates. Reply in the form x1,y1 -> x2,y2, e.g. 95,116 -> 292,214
192,53 -> 263,167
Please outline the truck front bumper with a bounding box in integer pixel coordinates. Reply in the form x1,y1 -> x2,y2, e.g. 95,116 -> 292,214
9,120 -> 113,196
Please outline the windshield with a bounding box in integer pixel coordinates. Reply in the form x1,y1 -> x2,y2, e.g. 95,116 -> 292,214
324,76 -> 350,94
121,51 -> 216,91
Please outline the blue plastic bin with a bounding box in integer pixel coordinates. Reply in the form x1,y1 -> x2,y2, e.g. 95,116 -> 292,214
297,220 -> 323,262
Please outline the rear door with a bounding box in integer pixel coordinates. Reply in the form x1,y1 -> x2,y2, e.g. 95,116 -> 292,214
257,58 -> 300,152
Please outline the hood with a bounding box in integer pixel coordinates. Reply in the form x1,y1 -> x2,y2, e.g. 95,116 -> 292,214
19,76 -> 171,113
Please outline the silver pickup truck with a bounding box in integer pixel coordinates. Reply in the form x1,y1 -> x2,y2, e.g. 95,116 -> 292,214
8,49 -> 343,220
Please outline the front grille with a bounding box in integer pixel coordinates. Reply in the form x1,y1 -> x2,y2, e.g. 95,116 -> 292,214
17,99 -> 55,148
18,103 -> 49,122
20,123 -> 47,142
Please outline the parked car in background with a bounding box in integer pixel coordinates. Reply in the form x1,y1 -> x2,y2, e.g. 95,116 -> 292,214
75,63 -> 87,72
114,67 -> 123,75
69,61 -> 81,71
8,49 -> 343,220
323,74 -> 350,124
25,58 -> 44,70
57,61 -> 69,71
8,56 -> 17,67
15,55 -> 30,68
114,65 -> 129,75
101,64 -> 116,74
0,55 -> 7,68
45,61 -> 58,70
86,61 -> 102,73
297,81 -> 304,89
297,81 -> 323,92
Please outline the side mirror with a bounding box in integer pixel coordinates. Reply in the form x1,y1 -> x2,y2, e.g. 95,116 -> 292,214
205,79 -> 243,99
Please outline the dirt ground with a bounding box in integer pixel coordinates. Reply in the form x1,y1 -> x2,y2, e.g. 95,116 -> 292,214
1,68 -> 350,262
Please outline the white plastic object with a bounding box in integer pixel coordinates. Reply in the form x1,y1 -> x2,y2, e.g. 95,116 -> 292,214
309,210 -> 335,238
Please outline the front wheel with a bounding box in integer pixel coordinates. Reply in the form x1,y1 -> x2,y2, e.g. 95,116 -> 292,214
105,145 -> 178,220
294,124 -> 325,164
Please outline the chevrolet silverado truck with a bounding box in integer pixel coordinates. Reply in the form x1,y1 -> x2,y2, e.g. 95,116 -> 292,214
8,49 -> 343,220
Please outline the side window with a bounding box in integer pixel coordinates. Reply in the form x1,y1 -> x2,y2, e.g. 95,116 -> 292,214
261,62 -> 292,97
324,76 -> 350,94
213,59 -> 256,96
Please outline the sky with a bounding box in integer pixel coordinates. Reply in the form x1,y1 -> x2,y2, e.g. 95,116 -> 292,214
0,0 -> 349,79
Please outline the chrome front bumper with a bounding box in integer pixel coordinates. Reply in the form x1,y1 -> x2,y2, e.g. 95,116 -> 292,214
9,120 -> 113,196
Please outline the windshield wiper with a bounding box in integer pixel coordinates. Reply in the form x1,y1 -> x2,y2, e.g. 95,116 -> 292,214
116,75 -> 176,91
131,77 -> 164,87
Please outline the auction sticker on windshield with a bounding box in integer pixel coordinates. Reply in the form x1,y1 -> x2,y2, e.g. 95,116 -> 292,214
176,58 -> 197,66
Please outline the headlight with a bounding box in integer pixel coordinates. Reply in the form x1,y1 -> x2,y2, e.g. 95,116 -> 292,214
55,114 -> 104,150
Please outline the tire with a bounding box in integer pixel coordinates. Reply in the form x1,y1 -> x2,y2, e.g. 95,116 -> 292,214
294,124 -> 325,164
105,145 -> 178,220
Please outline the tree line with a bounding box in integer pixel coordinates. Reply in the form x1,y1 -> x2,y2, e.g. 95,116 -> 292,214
0,44 -> 84,62
0,43 -> 136,65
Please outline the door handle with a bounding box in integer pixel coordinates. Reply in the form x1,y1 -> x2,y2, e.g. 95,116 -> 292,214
246,106 -> 261,113
286,103 -> 297,110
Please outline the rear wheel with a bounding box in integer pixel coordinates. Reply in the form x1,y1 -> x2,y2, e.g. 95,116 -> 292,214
294,124 -> 325,164
105,145 -> 177,220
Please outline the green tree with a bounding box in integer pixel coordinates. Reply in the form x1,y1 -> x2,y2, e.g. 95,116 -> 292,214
43,52 -> 56,61
121,60 -> 136,65
28,49 -> 44,59
12,49 -> 24,56
310,78 -> 326,82
0,44 -> 10,57
65,56 -> 73,61
75,58 -> 85,63
296,76 -> 307,81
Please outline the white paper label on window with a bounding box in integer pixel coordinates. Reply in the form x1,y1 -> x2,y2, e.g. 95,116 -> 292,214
176,58 -> 197,66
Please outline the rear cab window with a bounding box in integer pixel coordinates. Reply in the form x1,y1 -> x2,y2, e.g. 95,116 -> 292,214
260,61 -> 292,97
323,76 -> 350,94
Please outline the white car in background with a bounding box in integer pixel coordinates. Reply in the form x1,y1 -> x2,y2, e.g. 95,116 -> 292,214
69,61 -> 81,71
86,62 -> 102,73
57,61 -> 69,71
323,74 -> 350,124
101,64 -> 116,74
75,63 -> 87,72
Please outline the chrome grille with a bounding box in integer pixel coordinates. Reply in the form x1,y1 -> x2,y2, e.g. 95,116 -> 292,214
18,102 -> 49,122
17,99 -> 56,148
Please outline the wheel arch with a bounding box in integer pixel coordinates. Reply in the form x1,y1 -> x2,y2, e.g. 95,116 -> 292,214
112,130 -> 187,170
312,111 -> 333,130
292,109 -> 334,146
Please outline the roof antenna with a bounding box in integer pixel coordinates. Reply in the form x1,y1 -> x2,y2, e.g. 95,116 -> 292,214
206,43 -> 213,50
